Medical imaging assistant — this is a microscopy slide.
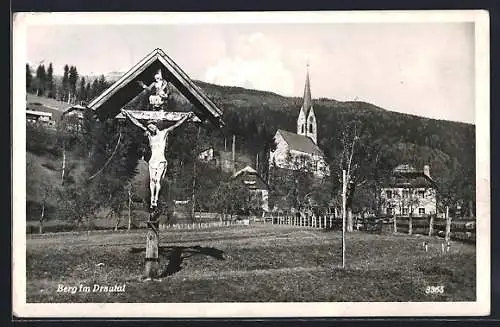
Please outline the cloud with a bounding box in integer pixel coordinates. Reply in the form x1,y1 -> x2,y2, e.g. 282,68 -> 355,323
203,32 -> 294,96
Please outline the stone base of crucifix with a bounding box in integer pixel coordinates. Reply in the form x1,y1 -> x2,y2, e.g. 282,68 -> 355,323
145,209 -> 160,279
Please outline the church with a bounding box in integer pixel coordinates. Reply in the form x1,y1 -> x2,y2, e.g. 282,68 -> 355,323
268,67 -> 330,178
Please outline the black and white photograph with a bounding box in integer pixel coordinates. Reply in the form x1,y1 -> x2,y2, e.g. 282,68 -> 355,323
12,11 -> 490,317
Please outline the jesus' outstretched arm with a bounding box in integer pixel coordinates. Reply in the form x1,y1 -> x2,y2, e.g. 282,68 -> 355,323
164,112 -> 195,133
121,109 -> 148,133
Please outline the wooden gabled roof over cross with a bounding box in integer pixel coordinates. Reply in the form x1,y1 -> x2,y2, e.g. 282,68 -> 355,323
87,48 -> 224,128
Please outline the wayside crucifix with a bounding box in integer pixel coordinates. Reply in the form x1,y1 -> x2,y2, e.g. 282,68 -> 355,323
86,48 -> 224,280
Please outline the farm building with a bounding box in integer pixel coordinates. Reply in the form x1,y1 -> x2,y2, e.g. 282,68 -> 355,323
61,104 -> 88,132
232,165 -> 270,212
26,109 -> 55,128
198,147 -> 215,162
269,67 -> 329,177
380,164 -> 437,217
63,104 -> 87,120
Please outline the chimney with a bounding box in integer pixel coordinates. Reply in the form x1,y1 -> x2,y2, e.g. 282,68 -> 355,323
423,165 -> 430,178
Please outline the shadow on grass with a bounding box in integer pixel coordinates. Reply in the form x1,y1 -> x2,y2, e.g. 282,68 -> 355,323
130,245 -> 225,277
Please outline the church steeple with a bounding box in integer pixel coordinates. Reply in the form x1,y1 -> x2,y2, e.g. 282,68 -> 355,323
297,63 -> 317,144
302,63 -> 312,117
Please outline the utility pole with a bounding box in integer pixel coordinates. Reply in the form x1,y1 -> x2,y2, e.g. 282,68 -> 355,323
232,134 -> 236,173
191,125 -> 201,221
342,169 -> 346,269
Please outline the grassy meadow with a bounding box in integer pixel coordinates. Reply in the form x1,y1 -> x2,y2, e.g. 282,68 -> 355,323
26,224 -> 475,302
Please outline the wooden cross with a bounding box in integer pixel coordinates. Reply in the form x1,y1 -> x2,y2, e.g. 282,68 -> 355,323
119,109 -> 197,280
115,110 -> 201,122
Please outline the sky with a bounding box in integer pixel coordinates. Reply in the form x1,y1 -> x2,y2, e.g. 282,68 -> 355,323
23,14 -> 476,124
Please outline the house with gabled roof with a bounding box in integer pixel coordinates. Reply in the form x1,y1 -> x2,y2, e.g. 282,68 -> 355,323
380,164 -> 437,217
232,165 -> 270,212
268,67 -> 329,177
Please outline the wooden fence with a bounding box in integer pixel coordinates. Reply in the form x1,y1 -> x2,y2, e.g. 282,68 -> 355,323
262,213 -> 340,229
394,216 -> 476,243
261,213 -> 476,243
156,219 -> 249,231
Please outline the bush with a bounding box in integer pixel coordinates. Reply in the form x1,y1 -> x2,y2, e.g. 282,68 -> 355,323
26,123 -> 59,155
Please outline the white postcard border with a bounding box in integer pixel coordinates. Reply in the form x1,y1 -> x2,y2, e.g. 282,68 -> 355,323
12,10 -> 490,318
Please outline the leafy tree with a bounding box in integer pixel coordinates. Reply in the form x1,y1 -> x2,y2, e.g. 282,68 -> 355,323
34,64 -> 46,96
85,82 -> 91,102
62,64 -> 70,101
68,66 -> 79,103
269,150 -> 315,211
46,63 -> 55,98
78,77 -> 87,103
211,180 -> 252,220
26,64 -> 33,92
26,154 -> 57,233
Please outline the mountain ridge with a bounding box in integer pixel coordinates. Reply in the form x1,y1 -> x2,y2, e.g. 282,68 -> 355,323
79,72 -> 473,126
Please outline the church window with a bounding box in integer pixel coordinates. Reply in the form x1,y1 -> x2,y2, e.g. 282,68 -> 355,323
309,123 -> 313,133
301,124 -> 305,134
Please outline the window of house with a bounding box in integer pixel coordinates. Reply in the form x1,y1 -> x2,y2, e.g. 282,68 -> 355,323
301,124 -> 305,133
418,190 -> 425,198
309,124 -> 313,133
386,190 -> 393,199
402,190 -> 409,198
402,207 -> 409,215
418,208 -> 425,214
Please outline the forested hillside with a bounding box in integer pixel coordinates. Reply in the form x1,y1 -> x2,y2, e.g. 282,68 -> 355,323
193,80 -> 476,215
25,73 -> 476,228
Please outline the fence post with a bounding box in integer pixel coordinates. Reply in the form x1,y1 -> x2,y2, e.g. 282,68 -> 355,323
408,214 -> 413,236
428,214 -> 434,237
393,214 -> 397,233
445,206 -> 451,242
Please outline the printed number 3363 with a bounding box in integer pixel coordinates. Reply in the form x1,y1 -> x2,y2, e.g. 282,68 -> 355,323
425,286 -> 444,294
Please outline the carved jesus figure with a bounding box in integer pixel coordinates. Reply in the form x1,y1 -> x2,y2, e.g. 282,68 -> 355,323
121,109 -> 195,209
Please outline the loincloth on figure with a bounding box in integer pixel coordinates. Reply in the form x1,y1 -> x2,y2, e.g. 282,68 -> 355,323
148,160 -> 167,181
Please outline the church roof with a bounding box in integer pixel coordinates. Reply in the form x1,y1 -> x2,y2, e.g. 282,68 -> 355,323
300,68 -> 313,118
277,129 -> 324,156
87,48 -> 224,128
